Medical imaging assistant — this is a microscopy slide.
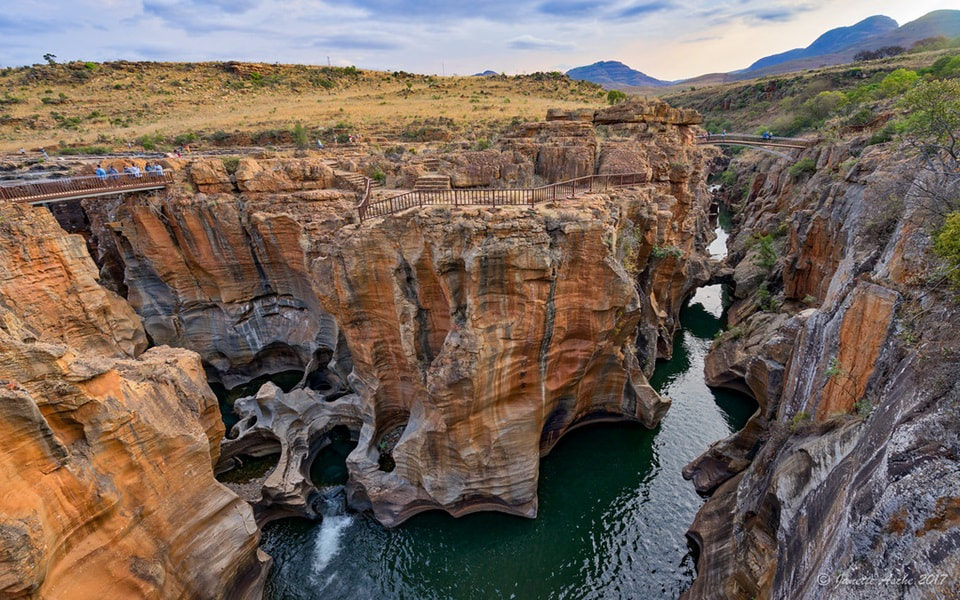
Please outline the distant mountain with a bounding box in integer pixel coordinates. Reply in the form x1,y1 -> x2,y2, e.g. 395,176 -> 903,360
743,15 -> 898,73
566,61 -> 669,89
734,10 -> 960,80
473,70 -> 498,77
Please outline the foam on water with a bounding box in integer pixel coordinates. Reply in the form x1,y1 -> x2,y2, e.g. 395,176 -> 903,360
310,514 -> 354,577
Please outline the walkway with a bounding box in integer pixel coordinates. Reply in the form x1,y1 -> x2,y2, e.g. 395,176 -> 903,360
694,133 -> 814,150
0,173 -> 174,205
357,173 -> 648,221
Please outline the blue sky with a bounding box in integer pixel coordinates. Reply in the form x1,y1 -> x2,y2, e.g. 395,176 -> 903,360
1,1 -> 955,79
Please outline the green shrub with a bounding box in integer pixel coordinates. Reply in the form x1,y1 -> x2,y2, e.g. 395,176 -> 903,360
788,156 -> 817,177
292,121 -> 308,149
173,132 -> 198,146
57,145 -> 110,155
221,157 -> 241,174
934,211 -> 960,287
651,245 -> 683,259
752,233 -> 778,270
607,89 -> 627,105
473,138 -> 492,151
136,132 -> 166,151
876,69 -> 919,98
371,168 -> 386,184
790,411 -> 810,432
718,169 -> 737,187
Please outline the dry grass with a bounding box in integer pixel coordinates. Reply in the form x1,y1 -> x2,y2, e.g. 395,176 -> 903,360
0,61 -> 606,153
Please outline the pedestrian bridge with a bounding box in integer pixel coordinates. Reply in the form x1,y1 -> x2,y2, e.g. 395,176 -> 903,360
695,133 -> 814,158
0,173 -> 174,205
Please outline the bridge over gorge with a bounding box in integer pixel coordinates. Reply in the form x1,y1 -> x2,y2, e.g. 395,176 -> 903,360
356,173 -> 650,222
0,172 -> 174,205
695,133 -> 815,159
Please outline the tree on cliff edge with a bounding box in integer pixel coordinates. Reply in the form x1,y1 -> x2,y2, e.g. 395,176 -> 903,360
898,79 -> 960,217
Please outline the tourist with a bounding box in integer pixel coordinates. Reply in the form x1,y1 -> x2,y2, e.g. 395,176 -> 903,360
132,165 -> 142,177
107,166 -> 120,180
317,139 -> 324,150
145,164 -> 155,176
40,148 -> 48,158
18,148 -> 24,155
154,163 -> 164,177
95,164 -> 107,181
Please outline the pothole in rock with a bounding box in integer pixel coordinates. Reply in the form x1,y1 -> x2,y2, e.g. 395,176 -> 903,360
216,453 -> 280,503
209,370 -> 304,434
308,425 -> 359,486
376,425 -> 406,473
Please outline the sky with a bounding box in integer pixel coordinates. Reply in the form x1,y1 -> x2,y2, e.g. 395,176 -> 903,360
1,1 -> 956,80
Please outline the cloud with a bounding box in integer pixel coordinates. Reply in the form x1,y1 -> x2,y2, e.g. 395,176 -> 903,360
0,14 -> 70,34
312,34 -> 405,51
537,1 -> 604,17
508,35 -> 575,50
322,0 -> 524,21
618,1 -> 673,19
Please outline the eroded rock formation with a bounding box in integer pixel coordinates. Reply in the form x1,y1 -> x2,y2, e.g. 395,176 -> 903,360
683,138 -> 960,599
83,171 -> 356,387
219,382 -> 363,522
0,205 -> 266,599
72,101 -> 713,528
312,113 -> 713,525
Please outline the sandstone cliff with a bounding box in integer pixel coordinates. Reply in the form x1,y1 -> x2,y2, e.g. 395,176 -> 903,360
83,161 -> 355,387
683,138 -> 960,599
0,205 -> 267,599
67,103 -> 714,527
312,123 -> 712,525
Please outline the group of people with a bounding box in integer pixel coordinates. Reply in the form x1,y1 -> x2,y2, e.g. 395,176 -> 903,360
94,163 -> 163,181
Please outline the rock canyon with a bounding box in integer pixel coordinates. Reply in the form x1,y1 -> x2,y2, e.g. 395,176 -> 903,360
1,95 -> 958,600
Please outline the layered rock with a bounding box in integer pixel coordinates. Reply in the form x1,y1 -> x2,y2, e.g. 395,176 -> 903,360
683,139 -> 960,598
219,383 -> 363,522
0,204 -> 146,357
314,147 -> 713,526
0,205 -> 266,599
367,99 -> 704,189
75,105 -> 712,530
83,174 -> 356,387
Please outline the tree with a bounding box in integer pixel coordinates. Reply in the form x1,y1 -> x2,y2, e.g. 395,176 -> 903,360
934,212 -> 960,287
898,80 -> 960,223
607,89 -> 627,105
899,79 -> 960,168
877,68 -> 919,98
42,53 -> 57,65
292,121 -> 308,149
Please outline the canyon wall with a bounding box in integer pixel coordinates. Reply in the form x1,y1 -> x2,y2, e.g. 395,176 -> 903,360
0,204 -> 266,599
311,102 -> 713,526
84,158 -> 355,388
78,100 -> 714,526
683,138 -> 960,598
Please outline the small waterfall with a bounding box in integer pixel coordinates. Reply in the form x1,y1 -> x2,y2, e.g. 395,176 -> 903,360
309,487 -> 354,582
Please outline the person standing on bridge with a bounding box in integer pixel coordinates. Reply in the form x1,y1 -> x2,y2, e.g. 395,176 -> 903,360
107,166 -> 120,180
721,130 -> 726,140
96,164 -> 107,181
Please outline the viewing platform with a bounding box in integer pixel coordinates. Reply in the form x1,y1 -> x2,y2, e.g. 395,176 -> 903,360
0,172 -> 174,205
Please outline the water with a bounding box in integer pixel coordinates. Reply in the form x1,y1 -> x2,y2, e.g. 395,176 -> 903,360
260,215 -> 755,600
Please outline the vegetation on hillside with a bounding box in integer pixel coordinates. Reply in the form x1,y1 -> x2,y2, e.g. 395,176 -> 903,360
0,60 -> 604,154
664,41 -> 960,138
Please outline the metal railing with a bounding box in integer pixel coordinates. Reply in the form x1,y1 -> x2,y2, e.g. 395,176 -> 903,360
356,172 -> 649,221
0,172 -> 175,204
694,133 -> 814,148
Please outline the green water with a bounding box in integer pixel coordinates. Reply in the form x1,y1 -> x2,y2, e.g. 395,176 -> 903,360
260,221 -> 755,599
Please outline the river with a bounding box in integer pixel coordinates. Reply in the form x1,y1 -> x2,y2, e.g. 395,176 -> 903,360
243,211 -> 754,599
